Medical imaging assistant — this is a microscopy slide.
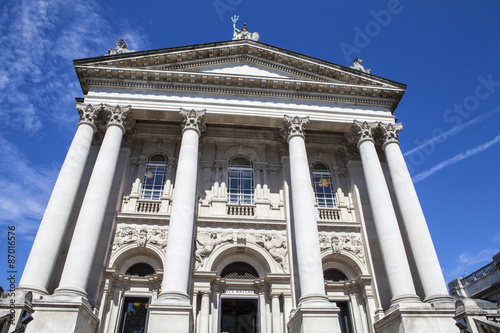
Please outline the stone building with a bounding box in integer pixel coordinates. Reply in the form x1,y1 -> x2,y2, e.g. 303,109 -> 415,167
448,252 -> 500,333
7,36 -> 459,332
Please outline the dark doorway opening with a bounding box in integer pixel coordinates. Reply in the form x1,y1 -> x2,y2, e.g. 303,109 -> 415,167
220,298 -> 258,333
337,301 -> 353,333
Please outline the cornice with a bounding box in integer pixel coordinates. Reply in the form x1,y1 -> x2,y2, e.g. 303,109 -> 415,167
79,73 -> 397,109
74,40 -> 406,111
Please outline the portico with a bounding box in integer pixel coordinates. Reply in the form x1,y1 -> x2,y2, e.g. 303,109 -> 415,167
10,39 -> 458,333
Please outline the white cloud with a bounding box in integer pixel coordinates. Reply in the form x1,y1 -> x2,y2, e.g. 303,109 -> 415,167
412,134 -> 500,183
0,0 -> 150,135
443,248 -> 498,281
404,107 -> 500,157
0,135 -> 59,237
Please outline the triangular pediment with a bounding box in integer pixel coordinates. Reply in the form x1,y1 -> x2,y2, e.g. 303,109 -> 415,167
196,62 -> 296,79
74,40 -> 406,110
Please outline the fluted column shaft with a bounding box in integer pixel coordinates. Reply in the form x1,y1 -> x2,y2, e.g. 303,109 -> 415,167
354,121 -> 419,304
19,103 -> 99,294
381,123 -> 451,302
284,116 -> 328,304
160,109 -> 206,303
55,105 -> 130,297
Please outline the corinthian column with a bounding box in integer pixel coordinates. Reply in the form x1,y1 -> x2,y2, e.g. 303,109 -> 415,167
353,121 -> 419,305
159,108 -> 206,303
283,115 -> 328,304
381,123 -> 452,304
19,103 -> 100,295
55,104 -> 131,297
284,116 -> 340,333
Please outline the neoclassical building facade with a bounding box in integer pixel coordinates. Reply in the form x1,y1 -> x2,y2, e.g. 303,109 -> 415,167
7,38 -> 459,332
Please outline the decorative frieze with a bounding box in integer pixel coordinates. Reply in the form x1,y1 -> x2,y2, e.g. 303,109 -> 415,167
255,234 -> 288,270
111,225 -> 168,252
194,230 -> 288,271
319,232 -> 364,261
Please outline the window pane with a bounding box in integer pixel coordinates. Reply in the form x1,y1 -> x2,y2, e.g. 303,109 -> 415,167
312,166 -> 335,208
140,155 -> 167,200
118,297 -> 149,333
227,156 -> 254,204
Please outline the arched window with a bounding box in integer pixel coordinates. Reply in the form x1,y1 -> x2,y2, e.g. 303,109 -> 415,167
312,162 -> 335,208
221,261 -> 259,279
227,156 -> 254,204
125,263 -> 156,277
323,268 -> 348,282
140,153 -> 167,200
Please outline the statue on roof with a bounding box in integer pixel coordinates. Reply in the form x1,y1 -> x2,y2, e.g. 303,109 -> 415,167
350,58 -> 371,74
231,15 -> 260,42
108,39 -> 134,55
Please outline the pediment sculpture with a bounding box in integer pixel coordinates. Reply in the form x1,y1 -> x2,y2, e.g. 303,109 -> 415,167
232,15 -> 260,42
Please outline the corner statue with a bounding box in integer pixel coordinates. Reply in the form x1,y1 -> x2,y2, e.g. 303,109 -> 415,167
350,58 -> 371,74
232,15 -> 260,42
108,39 -> 134,55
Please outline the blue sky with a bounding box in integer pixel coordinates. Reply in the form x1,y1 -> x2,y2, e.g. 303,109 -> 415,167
1,0 -> 499,288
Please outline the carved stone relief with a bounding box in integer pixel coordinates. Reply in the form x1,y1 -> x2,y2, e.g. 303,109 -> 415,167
111,225 -> 168,252
319,232 -> 364,261
194,229 -> 288,272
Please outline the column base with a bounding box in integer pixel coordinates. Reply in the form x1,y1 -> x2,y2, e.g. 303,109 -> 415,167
374,301 -> 458,333
25,294 -> 98,333
287,301 -> 341,333
424,294 -> 455,306
147,298 -> 193,333
16,285 -> 48,297
390,294 -> 422,306
157,290 -> 191,305
53,286 -> 88,298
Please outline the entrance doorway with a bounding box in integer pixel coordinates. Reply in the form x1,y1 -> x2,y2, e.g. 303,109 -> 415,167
220,298 -> 258,333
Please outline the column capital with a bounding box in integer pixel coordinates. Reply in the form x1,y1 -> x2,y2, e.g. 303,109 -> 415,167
283,115 -> 309,142
180,108 -> 206,134
76,102 -> 101,130
380,122 -> 403,149
103,104 -> 131,132
352,120 -> 378,147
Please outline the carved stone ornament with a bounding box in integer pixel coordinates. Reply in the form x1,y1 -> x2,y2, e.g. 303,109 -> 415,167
282,115 -> 310,141
352,120 -> 378,147
76,103 -> 101,126
111,226 -> 168,252
180,108 -> 206,134
103,104 -> 131,129
350,58 -> 371,74
380,122 -> 403,148
255,234 -> 288,270
108,39 -> 134,55
319,232 -> 364,261
232,15 -> 260,42
194,230 -> 288,271
195,232 -> 233,269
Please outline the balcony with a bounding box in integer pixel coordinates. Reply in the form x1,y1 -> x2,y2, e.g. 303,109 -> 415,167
317,207 -> 341,221
227,203 -> 255,216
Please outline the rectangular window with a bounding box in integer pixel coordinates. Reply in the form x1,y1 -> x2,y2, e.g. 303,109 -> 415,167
118,296 -> 150,333
141,164 -> 166,200
312,173 -> 335,208
228,168 -> 254,204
